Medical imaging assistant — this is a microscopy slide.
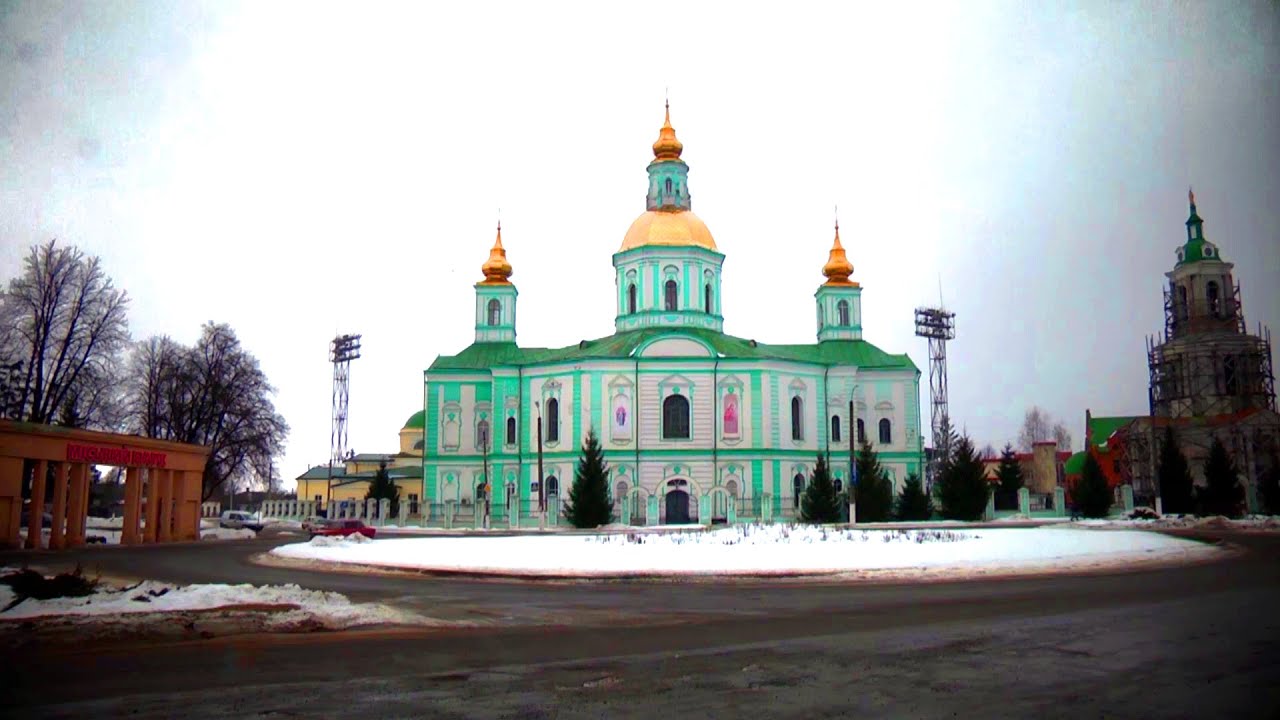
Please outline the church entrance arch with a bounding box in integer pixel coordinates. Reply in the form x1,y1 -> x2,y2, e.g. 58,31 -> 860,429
663,478 -> 694,524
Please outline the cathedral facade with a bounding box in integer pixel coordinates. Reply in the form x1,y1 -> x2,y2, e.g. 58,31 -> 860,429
419,107 -> 924,526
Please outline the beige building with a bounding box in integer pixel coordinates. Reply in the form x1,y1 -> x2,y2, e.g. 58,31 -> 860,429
295,411 -> 426,516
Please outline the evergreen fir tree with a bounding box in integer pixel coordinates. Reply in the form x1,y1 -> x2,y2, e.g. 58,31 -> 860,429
565,429 -> 613,528
1073,452 -> 1112,518
800,454 -> 841,524
895,472 -> 933,521
1198,438 -> 1244,518
1258,450 -> 1280,516
994,443 -> 1025,510
934,434 -> 989,521
1157,427 -> 1194,514
854,442 -> 894,523
365,460 -> 400,517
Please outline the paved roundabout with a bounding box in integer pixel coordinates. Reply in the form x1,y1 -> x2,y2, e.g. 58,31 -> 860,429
2,527 -> 1278,719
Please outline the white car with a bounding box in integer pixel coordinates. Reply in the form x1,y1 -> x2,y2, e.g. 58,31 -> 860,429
219,510 -> 263,532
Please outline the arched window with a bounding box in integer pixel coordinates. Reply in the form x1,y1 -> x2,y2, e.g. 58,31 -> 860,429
664,280 -> 678,311
505,416 -> 516,446
1177,285 -> 1189,321
834,476 -> 843,495
628,284 -> 637,314
546,398 -> 560,443
665,177 -> 673,194
546,476 -> 559,496
857,418 -> 866,444
837,299 -> 850,326
1207,281 -> 1220,317
486,298 -> 501,326
476,419 -> 490,449
616,480 -> 628,501
704,284 -> 712,313
793,474 -> 805,508
1224,355 -> 1238,395
879,418 -> 892,444
663,394 -> 690,439
831,415 -> 842,443
790,396 -> 803,441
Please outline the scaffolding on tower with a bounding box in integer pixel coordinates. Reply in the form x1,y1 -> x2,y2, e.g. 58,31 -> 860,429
915,307 -> 956,488
327,333 -> 362,505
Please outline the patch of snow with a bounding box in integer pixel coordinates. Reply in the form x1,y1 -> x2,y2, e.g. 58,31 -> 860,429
0,584 -> 14,610
1066,515 -> 1280,531
308,533 -> 373,547
85,517 -> 124,530
270,523 -> 1219,578
0,579 -> 431,628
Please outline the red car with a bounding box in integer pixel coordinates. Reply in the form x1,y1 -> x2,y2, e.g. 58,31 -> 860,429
309,519 -> 376,540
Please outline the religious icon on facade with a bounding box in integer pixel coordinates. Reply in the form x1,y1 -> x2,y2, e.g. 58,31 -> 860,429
723,393 -> 739,436
612,393 -> 631,438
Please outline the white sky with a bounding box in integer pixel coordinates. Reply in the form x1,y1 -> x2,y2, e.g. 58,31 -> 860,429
2,1 -> 1277,488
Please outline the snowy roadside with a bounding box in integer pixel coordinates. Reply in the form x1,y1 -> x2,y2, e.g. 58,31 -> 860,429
268,524 -> 1225,579
1064,515 -> 1280,531
0,568 -> 453,641
17,518 -> 261,547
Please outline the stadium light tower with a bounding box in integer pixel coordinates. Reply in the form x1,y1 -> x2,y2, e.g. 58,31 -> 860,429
327,333 -> 362,505
914,307 -> 956,482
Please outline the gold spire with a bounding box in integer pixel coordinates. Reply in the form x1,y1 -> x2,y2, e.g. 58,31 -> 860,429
822,220 -> 858,286
652,100 -> 684,162
479,221 -> 513,285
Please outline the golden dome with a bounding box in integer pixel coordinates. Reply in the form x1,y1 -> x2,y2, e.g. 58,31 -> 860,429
652,101 -> 684,162
822,221 -> 858,286
479,222 -> 513,284
620,210 -> 717,252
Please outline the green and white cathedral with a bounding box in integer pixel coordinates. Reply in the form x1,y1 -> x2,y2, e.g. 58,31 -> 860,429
418,106 -> 924,526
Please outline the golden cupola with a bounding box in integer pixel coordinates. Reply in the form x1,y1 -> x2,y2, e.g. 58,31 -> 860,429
822,221 -> 858,286
619,103 -> 718,253
651,101 -> 684,162
479,222 -> 513,285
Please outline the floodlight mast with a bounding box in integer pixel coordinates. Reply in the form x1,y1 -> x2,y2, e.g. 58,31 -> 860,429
327,334 -> 362,508
914,308 -> 956,484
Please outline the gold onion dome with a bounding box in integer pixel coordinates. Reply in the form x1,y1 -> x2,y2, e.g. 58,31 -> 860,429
822,222 -> 857,286
621,210 -> 717,252
479,222 -> 512,284
652,101 -> 684,161
619,103 -> 717,252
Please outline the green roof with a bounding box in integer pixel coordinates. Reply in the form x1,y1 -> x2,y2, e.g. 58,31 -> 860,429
295,465 -> 332,480
428,328 -> 918,373
297,463 -> 423,482
403,410 -> 425,429
1088,415 -> 1139,448
1064,451 -> 1087,476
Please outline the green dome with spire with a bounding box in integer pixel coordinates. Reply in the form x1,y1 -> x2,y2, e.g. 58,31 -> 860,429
1176,188 -> 1223,266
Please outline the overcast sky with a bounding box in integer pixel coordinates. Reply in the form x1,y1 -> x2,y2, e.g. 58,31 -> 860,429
2,1 -> 1277,486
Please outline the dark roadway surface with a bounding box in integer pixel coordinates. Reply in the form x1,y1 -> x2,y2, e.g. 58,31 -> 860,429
2,529 -> 1279,719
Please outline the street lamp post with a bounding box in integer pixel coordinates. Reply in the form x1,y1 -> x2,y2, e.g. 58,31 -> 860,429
481,423 -> 491,530
535,401 -> 546,529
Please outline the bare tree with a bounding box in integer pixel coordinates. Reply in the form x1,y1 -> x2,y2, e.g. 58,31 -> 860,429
0,240 -> 129,428
124,323 -> 288,501
979,443 -> 998,460
1018,406 -> 1073,452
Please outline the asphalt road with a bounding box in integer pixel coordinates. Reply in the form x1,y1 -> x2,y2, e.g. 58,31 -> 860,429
2,529 -> 1279,719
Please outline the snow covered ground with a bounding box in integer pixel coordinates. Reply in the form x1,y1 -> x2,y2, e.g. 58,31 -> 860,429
269,524 -> 1221,578
19,518 -> 257,547
1067,515 -> 1280,531
0,575 -> 436,630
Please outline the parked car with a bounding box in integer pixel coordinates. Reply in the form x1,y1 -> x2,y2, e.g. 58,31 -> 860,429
301,516 -> 327,534
309,519 -> 376,540
219,510 -> 264,532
